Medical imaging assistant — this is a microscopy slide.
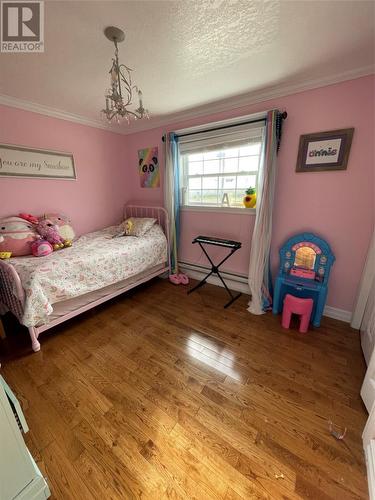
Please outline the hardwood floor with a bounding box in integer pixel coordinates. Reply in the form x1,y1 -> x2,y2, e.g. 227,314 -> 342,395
0,278 -> 369,499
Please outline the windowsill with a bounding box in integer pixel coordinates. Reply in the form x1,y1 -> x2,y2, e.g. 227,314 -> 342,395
180,205 -> 256,215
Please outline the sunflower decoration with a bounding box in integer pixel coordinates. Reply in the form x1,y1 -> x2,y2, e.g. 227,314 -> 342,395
243,187 -> 257,208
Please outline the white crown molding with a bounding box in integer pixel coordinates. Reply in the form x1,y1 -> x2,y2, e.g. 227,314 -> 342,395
127,64 -> 375,134
0,94 -> 126,135
0,65 -> 373,136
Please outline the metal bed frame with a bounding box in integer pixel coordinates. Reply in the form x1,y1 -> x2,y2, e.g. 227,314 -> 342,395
0,205 -> 170,352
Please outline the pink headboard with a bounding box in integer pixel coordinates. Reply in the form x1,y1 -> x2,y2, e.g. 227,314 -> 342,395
123,205 -> 171,273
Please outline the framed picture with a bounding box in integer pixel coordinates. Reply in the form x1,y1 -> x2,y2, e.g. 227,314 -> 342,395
296,128 -> 354,173
138,146 -> 160,188
0,143 -> 76,179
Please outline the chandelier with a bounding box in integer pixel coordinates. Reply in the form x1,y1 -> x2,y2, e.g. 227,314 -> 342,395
101,26 -> 149,124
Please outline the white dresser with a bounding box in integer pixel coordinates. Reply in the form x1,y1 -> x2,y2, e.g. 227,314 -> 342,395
0,375 -> 50,500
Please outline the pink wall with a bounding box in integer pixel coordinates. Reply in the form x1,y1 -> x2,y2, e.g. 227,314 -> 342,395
0,76 -> 373,312
124,75 -> 375,312
0,105 -> 127,235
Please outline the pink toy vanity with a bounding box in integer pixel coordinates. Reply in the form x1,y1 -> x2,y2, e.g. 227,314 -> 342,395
273,232 -> 335,328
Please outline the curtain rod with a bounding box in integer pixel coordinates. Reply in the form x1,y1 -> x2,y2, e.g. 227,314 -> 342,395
162,111 -> 287,142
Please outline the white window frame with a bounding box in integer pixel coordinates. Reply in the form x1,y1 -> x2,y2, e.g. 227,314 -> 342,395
176,112 -> 266,214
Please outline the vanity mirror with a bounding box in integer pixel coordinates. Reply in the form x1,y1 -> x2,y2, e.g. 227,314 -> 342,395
294,246 -> 316,269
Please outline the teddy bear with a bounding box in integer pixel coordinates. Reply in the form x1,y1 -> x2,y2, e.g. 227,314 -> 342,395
35,218 -> 72,251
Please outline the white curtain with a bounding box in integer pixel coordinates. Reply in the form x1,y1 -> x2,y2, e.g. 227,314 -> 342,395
248,110 -> 281,315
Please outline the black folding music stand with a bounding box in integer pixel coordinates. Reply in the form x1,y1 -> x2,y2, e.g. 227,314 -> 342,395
187,235 -> 242,308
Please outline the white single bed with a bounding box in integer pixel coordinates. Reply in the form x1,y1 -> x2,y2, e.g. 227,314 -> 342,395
0,205 -> 170,352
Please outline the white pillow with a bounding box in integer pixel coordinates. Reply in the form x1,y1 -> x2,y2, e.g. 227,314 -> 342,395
120,217 -> 156,237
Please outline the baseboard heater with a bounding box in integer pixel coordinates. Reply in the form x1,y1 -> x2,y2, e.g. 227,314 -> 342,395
179,261 -> 250,295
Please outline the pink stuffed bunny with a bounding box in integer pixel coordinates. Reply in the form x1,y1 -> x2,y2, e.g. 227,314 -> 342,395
35,219 -> 66,250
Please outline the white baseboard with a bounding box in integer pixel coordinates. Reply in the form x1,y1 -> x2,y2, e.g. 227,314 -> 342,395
179,261 -> 352,323
323,305 -> 352,323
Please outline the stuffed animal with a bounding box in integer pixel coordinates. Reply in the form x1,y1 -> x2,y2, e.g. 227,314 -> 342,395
112,219 -> 134,238
35,218 -> 71,250
31,239 -> 53,257
43,213 -> 75,241
19,213 -> 39,225
123,219 -> 134,235
0,217 -> 38,256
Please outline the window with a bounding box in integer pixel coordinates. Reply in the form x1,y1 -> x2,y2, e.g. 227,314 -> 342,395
178,121 -> 265,210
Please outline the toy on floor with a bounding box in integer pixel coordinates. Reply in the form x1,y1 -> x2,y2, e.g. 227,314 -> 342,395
282,294 -> 313,333
273,232 -> 335,327
169,273 -> 189,285
328,420 -> 347,440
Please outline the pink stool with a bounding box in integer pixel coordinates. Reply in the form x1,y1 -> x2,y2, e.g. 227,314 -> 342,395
282,294 -> 313,333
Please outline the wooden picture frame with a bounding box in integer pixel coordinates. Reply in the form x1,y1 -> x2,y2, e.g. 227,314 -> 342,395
296,128 -> 354,173
0,143 -> 76,180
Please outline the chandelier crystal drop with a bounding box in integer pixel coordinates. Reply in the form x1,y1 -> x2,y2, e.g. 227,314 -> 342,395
101,26 -> 149,124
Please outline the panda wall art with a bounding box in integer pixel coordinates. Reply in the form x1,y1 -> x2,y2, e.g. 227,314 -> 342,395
138,146 -> 160,188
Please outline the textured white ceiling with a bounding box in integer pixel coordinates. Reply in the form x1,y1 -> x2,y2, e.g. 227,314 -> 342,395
0,0 -> 374,132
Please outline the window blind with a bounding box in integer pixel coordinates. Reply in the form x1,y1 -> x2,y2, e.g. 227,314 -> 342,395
178,121 -> 266,155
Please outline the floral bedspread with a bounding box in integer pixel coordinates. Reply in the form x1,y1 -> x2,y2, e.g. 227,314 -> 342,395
7,224 -> 167,327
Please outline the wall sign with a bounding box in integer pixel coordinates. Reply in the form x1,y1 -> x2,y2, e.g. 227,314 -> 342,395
296,128 -> 354,172
0,143 -> 76,179
138,146 -> 160,188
